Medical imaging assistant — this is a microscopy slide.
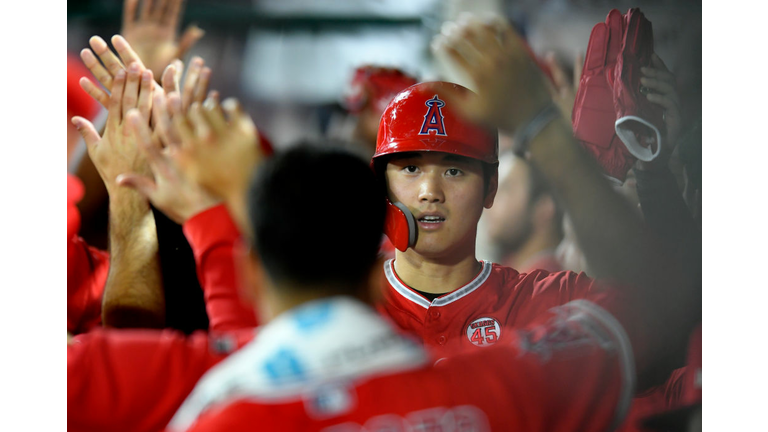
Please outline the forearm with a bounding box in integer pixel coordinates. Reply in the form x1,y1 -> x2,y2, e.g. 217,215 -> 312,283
184,205 -> 258,332
528,117 -> 662,284
102,190 -> 165,328
527,117 -> 696,383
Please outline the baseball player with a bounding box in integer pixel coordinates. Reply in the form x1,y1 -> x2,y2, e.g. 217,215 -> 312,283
165,143 -> 697,432
371,15 -> 694,365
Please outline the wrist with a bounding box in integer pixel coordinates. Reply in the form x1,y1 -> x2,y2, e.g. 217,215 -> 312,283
109,188 -> 150,215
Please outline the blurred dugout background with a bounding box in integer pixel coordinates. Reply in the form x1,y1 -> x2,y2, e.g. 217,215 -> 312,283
68,0 -> 701,151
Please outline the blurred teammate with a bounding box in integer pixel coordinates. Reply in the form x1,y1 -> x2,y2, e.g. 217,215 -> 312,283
484,152 -> 563,272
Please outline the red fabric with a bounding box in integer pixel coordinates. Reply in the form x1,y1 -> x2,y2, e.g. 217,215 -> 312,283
378,261 -> 601,357
618,369 -> 686,432
67,54 -> 100,121
374,82 -> 498,165
572,9 -> 635,183
344,65 -> 418,114
180,299 -> 630,432
68,328 -> 256,432
67,236 -> 109,334
183,205 -> 258,332
613,8 -> 664,153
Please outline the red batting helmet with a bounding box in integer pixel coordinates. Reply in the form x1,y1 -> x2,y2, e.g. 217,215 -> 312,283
372,82 -> 498,167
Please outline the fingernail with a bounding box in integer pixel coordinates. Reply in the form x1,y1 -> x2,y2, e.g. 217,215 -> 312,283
71,118 -> 81,128
129,63 -> 141,73
142,70 -> 152,81
116,69 -> 126,79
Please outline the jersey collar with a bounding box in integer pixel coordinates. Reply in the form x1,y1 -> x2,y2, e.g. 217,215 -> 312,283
384,259 -> 493,309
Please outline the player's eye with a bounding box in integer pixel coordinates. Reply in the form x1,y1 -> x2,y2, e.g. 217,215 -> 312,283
403,165 -> 419,174
445,168 -> 463,177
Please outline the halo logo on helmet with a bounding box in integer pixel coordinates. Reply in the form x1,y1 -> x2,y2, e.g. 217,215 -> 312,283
418,95 -> 447,136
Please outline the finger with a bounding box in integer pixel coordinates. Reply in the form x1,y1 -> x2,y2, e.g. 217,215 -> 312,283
108,69 -> 127,126
79,77 -> 110,108
646,93 -> 681,117
89,36 -> 124,76
192,67 -> 211,104
71,116 -> 101,151
181,57 -> 204,110
80,48 -> 113,90
111,35 -> 146,70
176,26 -> 205,59
202,95 -> 227,134
140,0 -> 153,20
151,0 -> 169,21
640,76 -> 675,95
172,59 -> 183,87
171,98 -> 196,149
188,102 -> 211,141
128,110 -> 174,181
167,91 -> 183,117
122,63 -> 143,117
641,66 -> 675,83
164,0 -> 184,29
544,52 -> 569,91
161,63 -> 178,94
222,98 -> 256,130
137,70 -> 155,121
123,0 -> 138,30
573,52 -> 584,91
153,92 -> 181,146
651,53 -> 671,73
116,173 -> 157,199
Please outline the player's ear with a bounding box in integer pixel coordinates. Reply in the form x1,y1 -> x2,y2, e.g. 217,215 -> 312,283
483,170 -> 499,209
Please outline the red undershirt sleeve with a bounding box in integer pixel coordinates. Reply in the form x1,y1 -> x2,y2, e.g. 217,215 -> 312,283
183,205 -> 258,332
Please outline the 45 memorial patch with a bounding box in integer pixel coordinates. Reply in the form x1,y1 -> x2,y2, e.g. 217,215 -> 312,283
466,317 -> 501,347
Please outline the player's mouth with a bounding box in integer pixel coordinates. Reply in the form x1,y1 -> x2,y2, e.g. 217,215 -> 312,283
416,213 -> 446,231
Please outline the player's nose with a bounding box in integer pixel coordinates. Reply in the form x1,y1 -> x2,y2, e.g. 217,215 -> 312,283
418,173 -> 445,204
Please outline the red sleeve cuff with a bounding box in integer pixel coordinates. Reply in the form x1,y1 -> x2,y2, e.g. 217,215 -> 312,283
183,205 -> 242,256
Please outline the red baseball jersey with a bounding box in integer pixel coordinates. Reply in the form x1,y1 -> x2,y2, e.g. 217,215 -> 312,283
68,328 -> 256,432
67,235 -> 109,334
167,297 -> 635,432
377,258 -> 602,357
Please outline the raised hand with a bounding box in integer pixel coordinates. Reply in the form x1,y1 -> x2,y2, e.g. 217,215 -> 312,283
636,53 -> 683,170
71,63 -> 154,194
122,0 -> 204,79
171,96 -> 262,203
160,56 -> 212,112
431,14 -> 553,132
79,35 -> 153,108
117,105 -> 221,224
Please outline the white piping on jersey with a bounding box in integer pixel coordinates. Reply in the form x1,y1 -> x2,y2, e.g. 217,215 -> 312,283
384,259 -> 493,309
567,300 -> 636,432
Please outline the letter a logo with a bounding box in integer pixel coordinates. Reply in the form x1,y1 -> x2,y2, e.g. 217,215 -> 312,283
419,95 -> 447,136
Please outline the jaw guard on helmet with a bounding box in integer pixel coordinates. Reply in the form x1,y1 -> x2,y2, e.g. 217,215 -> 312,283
371,82 -> 499,252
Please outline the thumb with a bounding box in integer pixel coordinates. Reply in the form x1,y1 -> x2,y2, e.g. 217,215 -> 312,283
116,173 -> 157,198
176,26 -> 205,59
71,116 -> 101,152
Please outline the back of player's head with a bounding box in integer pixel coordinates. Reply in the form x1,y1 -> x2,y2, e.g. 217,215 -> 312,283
248,143 -> 385,291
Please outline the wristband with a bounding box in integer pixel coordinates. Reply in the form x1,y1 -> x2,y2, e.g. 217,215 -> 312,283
512,102 -> 561,156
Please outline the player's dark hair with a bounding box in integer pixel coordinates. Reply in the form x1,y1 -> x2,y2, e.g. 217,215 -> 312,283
248,143 -> 385,292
